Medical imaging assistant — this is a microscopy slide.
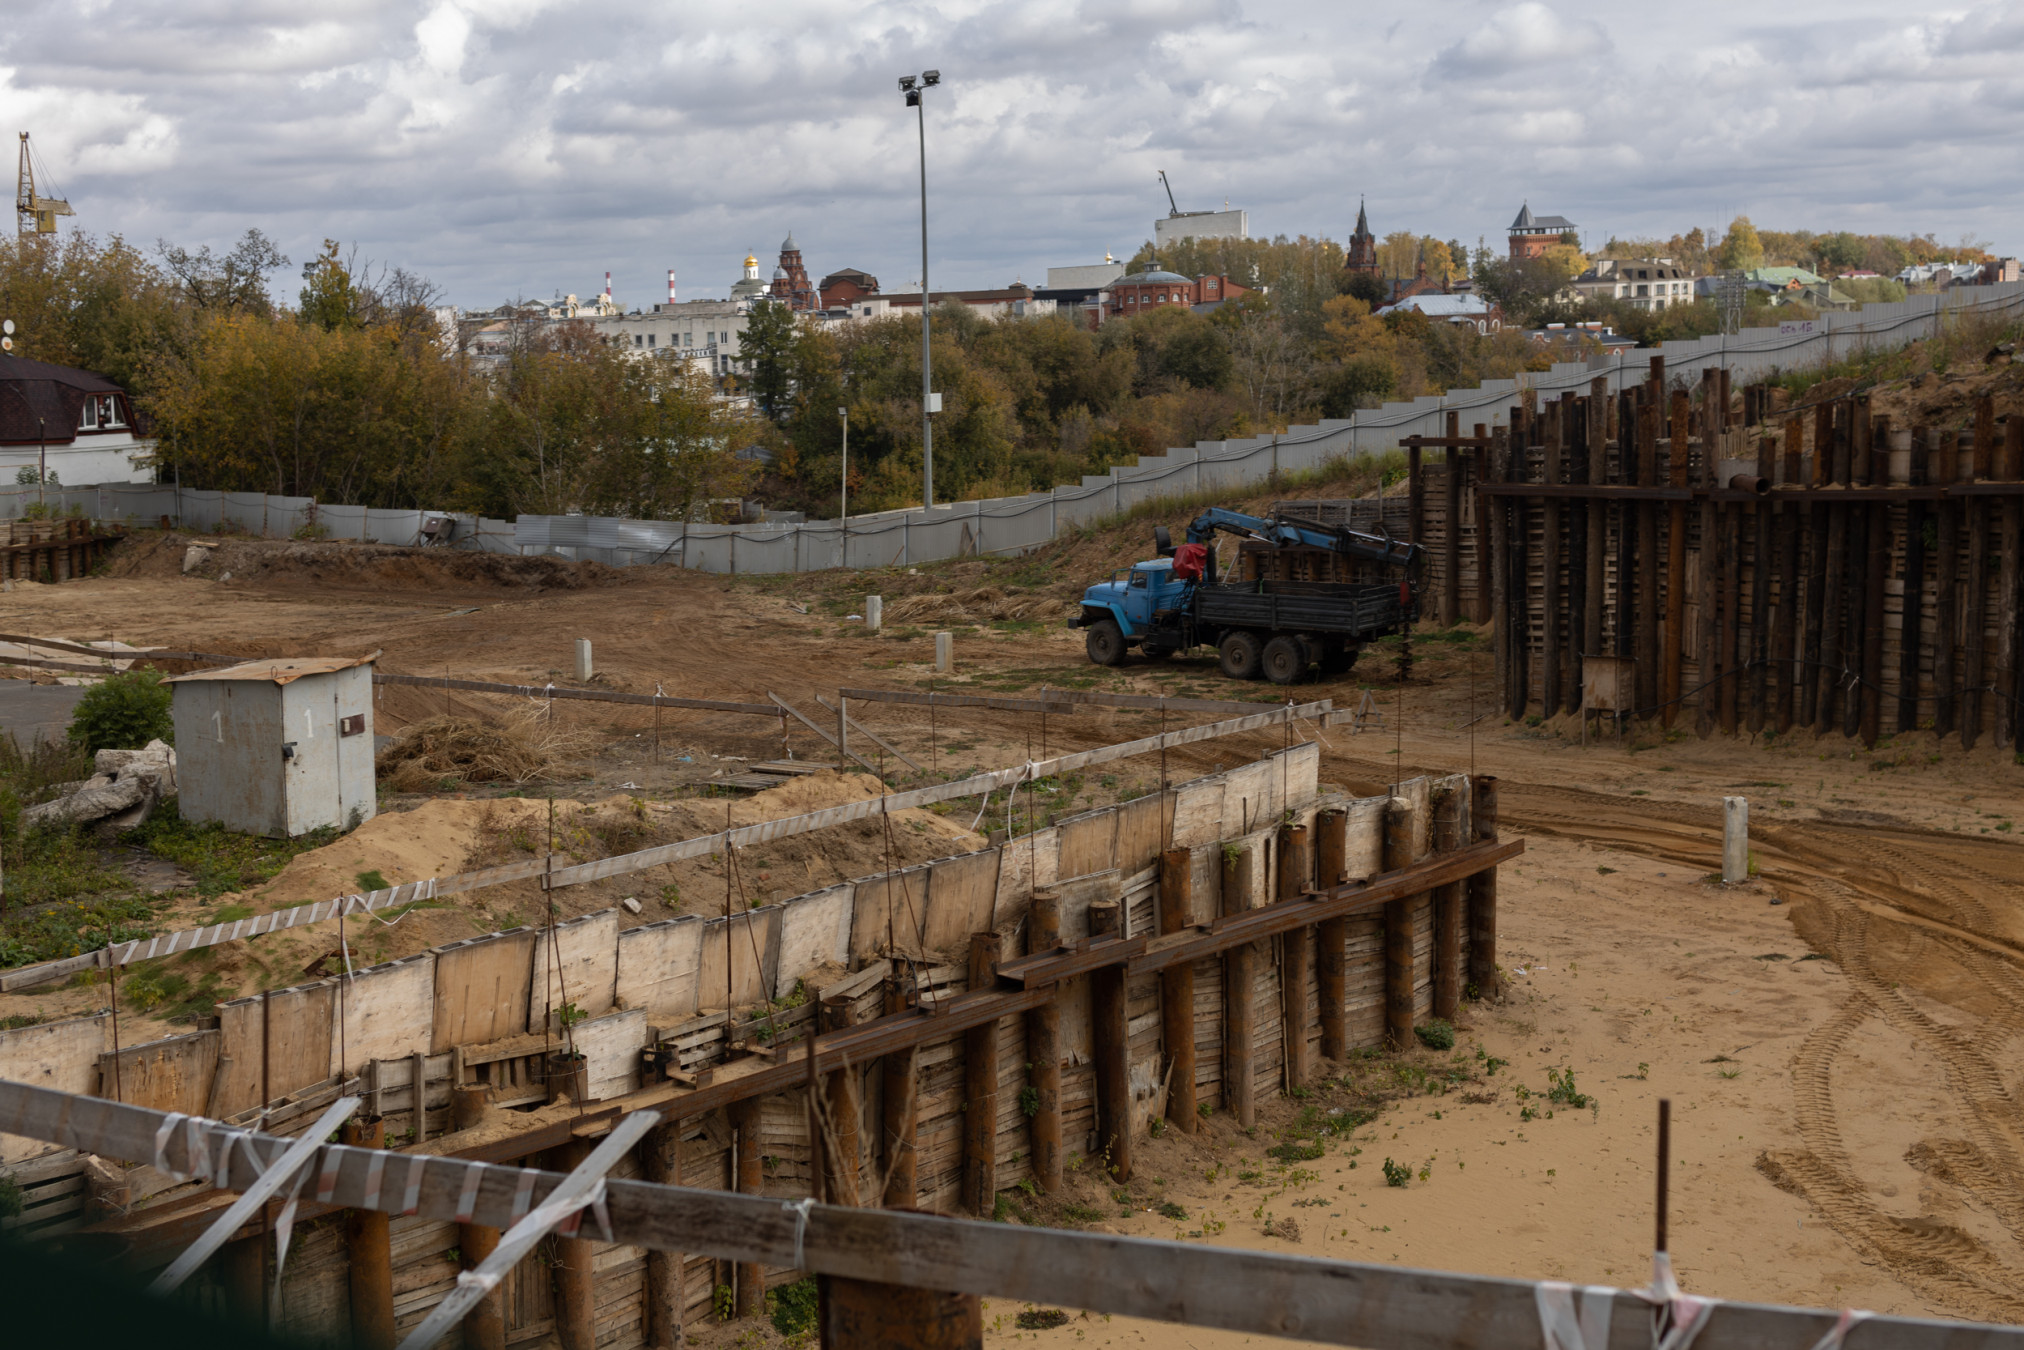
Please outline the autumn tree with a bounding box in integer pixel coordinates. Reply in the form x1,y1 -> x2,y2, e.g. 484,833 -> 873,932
1717,217 -> 1765,271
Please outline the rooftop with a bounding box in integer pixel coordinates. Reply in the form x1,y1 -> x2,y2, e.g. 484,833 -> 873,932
168,654 -> 378,686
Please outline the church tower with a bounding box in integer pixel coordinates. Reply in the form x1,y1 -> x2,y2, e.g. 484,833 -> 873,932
776,232 -> 816,311
1344,199 -> 1378,275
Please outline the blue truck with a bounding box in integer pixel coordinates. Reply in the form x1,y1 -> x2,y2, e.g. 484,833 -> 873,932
1068,507 -> 1422,684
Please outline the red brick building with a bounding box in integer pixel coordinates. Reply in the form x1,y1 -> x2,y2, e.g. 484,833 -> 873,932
773,233 -> 818,311
1104,266 -> 1247,322
818,267 -> 880,308
1508,203 -> 1578,261
1344,200 -> 1378,275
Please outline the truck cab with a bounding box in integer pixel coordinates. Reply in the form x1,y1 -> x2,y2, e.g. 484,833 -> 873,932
1073,559 -> 1193,663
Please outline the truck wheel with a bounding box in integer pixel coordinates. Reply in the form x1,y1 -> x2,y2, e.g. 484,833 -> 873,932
1262,635 -> 1310,685
1085,619 -> 1126,667
1218,631 -> 1262,680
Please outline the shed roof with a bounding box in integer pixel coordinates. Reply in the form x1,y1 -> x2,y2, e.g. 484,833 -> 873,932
169,654 -> 376,686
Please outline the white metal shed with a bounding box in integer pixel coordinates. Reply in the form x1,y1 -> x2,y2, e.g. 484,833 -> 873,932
169,655 -> 376,837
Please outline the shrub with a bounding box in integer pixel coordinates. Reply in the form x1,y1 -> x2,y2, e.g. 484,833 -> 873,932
1414,1020 -> 1456,1051
67,669 -> 173,754
768,1276 -> 819,1338
1382,1157 -> 1411,1187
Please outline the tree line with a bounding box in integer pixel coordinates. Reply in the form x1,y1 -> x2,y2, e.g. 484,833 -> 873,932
0,213 -> 1996,526
0,232 -> 752,520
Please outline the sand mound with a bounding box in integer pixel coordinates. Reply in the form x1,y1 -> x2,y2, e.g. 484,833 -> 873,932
253,796 -> 554,908
105,533 -> 632,594
657,769 -> 986,845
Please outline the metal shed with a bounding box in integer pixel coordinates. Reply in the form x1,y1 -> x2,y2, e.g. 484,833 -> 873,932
169,656 -> 376,838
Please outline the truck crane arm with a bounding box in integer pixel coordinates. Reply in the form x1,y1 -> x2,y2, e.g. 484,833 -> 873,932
1179,506 -> 1420,570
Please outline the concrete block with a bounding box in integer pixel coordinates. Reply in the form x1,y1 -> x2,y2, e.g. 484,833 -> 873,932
574,638 -> 593,682
866,595 -> 882,634
935,631 -> 952,672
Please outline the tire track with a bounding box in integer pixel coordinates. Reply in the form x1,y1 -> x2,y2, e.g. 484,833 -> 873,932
1468,775 -> 2024,1317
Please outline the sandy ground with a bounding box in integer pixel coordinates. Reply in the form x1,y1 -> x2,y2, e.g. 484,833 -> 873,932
4,523 -> 2023,1340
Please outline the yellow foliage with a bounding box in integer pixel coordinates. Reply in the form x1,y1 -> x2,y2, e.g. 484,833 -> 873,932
1319,295 -> 1396,365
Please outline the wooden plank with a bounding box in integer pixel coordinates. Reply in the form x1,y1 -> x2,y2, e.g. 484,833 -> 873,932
1861,501 -> 1889,747
1999,417 -> 2023,747
768,692 -> 881,775
1934,426 -> 1961,738
1540,402 -> 1563,717
1442,412 -> 1462,625
1638,397 -> 1663,717
432,930 -> 538,1054
1959,495 -> 1991,748
1719,499 -> 1741,735
814,695 -> 924,772
1775,416 -> 1804,734
373,672 -> 777,718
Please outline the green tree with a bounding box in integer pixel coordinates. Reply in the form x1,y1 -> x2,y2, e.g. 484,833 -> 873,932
1717,217 -> 1765,272
298,240 -> 361,332
742,300 -> 798,423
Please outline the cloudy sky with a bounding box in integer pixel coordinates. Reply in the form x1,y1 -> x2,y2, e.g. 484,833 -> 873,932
3,1 -> 2017,308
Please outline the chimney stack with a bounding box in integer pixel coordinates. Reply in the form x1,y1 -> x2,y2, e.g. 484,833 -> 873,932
667,269 -> 677,304
604,271 -> 612,301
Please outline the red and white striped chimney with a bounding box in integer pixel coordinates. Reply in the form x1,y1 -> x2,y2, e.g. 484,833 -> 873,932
604,271 -> 612,301
667,269 -> 677,304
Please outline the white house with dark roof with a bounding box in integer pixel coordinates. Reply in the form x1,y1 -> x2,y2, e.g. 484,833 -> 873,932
0,354 -> 154,486
1571,258 -> 1699,311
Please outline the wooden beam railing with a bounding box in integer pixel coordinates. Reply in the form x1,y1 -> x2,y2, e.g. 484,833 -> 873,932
4,1081 -> 2017,1350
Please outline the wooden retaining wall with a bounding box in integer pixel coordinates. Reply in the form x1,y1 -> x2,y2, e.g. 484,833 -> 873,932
1411,365 -> 2024,747
0,746 -> 1510,1348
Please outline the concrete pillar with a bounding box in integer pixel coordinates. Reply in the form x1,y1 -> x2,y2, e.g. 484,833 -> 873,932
934,631 -> 952,673
1723,796 -> 1749,883
574,638 -> 593,683
865,595 -> 882,634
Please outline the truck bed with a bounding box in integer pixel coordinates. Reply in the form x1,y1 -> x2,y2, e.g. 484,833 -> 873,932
1194,579 -> 1407,637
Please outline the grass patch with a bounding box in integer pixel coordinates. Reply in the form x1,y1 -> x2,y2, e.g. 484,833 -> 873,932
127,799 -> 341,898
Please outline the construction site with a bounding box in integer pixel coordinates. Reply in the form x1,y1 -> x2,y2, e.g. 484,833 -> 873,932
2,347 -> 2024,1350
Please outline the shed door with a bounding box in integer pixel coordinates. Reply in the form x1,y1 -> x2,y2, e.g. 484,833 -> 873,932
283,678 -> 342,837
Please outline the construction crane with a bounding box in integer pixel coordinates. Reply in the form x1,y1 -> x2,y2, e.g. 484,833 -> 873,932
16,133 -> 74,238
1158,169 -> 1181,218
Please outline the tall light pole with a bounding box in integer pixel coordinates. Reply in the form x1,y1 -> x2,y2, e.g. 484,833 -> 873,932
838,405 -> 849,522
899,69 -> 940,508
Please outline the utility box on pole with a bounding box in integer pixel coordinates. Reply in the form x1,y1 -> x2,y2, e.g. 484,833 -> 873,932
169,656 -> 377,838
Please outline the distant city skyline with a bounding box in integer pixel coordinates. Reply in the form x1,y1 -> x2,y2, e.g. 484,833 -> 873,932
2,0 -> 2014,309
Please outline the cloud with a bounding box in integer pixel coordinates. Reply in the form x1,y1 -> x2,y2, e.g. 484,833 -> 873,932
1431,3 -> 1611,79
0,0 -> 2016,309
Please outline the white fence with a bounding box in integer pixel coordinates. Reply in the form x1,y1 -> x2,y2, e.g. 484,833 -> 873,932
14,281 -> 2023,575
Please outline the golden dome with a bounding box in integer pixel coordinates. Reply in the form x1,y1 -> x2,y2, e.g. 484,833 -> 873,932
744,253 -> 758,268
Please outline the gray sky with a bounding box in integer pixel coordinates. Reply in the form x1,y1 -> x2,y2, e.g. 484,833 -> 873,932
3,1 -> 2015,308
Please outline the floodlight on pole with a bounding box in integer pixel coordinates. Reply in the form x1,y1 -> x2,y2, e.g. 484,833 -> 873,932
901,69 -> 940,507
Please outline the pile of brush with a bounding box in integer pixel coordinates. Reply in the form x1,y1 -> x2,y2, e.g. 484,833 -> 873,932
375,711 -> 589,793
